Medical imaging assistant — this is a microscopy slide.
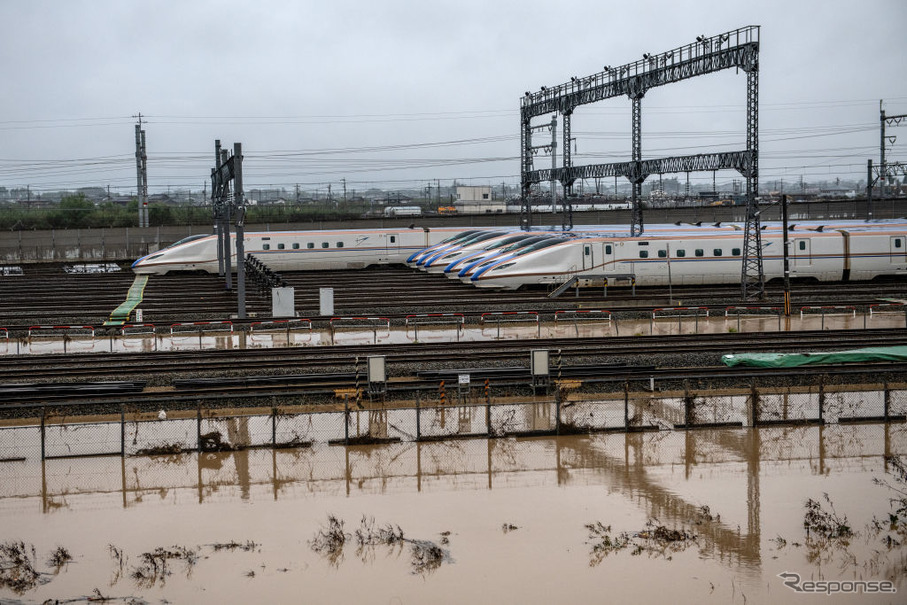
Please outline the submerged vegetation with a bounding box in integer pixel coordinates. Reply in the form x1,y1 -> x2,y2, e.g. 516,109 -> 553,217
585,519 -> 698,565
310,514 -> 451,575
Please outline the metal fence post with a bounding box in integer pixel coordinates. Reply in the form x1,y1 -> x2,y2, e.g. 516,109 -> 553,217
344,398 -> 350,445
624,382 -> 630,430
40,406 -> 46,461
272,406 -> 278,447
749,383 -> 759,427
416,392 -> 421,441
818,379 -> 825,423
884,381 -> 890,421
120,403 -> 125,457
196,401 -> 202,451
555,389 -> 561,435
683,380 -> 694,427
486,389 -> 492,438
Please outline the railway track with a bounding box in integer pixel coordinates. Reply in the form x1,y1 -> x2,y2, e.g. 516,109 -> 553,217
5,359 -> 907,410
2,263 -> 906,328
1,328 -> 904,383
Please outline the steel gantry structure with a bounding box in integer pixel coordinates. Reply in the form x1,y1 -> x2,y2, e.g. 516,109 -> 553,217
520,25 -> 765,299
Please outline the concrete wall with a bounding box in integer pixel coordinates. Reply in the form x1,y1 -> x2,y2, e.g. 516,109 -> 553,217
0,199 -> 896,265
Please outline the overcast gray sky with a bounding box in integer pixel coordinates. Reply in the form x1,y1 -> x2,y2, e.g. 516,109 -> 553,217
1,0 -> 905,197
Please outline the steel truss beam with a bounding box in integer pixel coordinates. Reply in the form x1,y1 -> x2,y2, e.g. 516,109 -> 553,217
520,26 -> 759,119
526,150 -> 754,187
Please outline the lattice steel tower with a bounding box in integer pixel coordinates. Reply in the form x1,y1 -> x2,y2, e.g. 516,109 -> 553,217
519,26 -> 763,298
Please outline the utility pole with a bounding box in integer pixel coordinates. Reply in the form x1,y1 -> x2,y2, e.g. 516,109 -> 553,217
782,194 -> 791,318
134,113 -> 148,228
881,100 -> 887,199
341,178 -> 347,203
867,159 -> 875,221
880,100 -> 907,199
234,142 -> 246,319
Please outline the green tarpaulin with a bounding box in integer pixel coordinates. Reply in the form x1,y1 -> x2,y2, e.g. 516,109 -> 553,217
721,345 -> 907,368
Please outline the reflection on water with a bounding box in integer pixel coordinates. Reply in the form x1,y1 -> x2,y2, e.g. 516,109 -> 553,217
1,423 -> 906,603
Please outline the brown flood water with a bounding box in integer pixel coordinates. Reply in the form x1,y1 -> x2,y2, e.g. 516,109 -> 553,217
2,424 -> 906,604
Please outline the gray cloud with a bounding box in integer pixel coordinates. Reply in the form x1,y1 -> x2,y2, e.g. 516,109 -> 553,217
1,0 -> 905,194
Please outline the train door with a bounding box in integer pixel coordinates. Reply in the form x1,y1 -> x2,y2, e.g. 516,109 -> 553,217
582,243 -> 594,271
891,236 -> 906,262
386,232 -> 399,261
793,238 -> 811,266
602,242 -> 615,269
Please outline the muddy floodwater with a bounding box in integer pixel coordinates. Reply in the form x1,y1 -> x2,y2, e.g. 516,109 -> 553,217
2,425 -> 907,604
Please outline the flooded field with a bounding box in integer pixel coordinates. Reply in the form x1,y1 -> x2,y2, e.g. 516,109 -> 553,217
2,424 -> 906,603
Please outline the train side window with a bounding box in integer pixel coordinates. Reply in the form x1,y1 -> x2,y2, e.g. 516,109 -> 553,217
799,241 -> 806,250
390,236 -> 396,243
605,245 -> 612,254
639,250 -> 649,259
695,249 -> 704,257
657,250 -> 667,258
292,243 -> 300,250
713,248 -> 723,256
321,242 -> 329,248
732,247 -> 741,256
336,242 -> 344,248
277,243 -> 285,250
676,249 -> 686,258
895,239 -> 903,248
263,244 -> 270,250
307,243 -> 314,249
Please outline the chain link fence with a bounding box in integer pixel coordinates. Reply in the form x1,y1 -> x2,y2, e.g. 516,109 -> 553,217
1,384 -> 905,464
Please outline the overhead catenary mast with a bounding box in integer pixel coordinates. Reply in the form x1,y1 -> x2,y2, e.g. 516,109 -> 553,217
133,113 -> 149,228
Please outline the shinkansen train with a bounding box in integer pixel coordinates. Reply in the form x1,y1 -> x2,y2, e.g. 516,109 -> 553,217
131,226 -> 481,274
464,220 -> 907,289
132,221 -> 907,289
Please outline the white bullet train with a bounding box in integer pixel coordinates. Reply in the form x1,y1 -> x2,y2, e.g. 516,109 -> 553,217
131,226 -> 481,274
132,220 -> 907,291
462,220 -> 907,289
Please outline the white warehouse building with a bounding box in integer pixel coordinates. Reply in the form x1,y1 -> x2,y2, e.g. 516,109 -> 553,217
454,186 -> 505,213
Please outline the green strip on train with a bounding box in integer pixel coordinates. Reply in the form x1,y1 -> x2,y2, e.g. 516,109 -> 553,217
104,274 -> 149,326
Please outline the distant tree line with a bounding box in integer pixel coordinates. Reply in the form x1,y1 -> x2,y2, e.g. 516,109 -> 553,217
0,195 -> 375,230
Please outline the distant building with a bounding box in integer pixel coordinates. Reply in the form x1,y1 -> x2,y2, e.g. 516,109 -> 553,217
455,186 -> 504,213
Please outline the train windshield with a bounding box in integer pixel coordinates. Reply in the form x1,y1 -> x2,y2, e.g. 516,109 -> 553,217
479,235 -> 529,251
511,238 -> 565,256
439,230 -> 481,244
165,234 -> 209,249
457,231 -> 507,246
497,235 -> 552,254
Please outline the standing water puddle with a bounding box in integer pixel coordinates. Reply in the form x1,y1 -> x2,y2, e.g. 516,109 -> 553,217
1,424 -> 906,603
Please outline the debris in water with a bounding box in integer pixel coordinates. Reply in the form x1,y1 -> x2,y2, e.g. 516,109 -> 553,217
409,539 -> 449,576
871,455 -> 907,548
804,493 -> 852,540
211,540 -> 258,552
585,519 -> 697,565
309,515 -> 350,568
312,515 -> 451,575
48,545 -> 73,570
0,540 -> 41,593
129,545 -> 198,588
585,522 -> 632,566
